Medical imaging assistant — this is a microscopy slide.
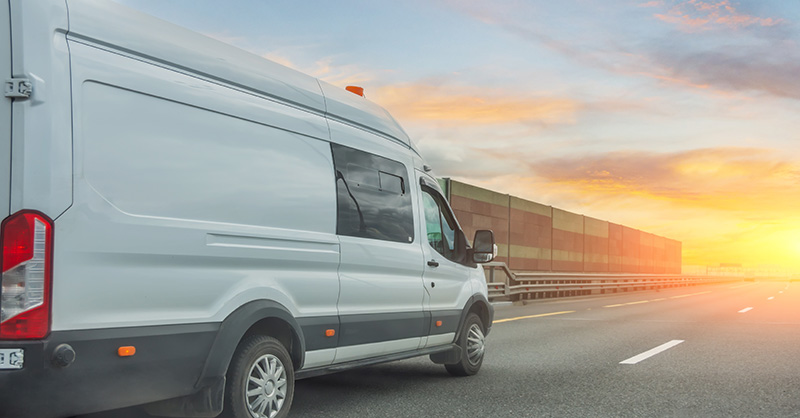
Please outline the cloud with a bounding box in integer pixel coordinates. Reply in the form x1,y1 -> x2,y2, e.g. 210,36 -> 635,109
654,0 -> 784,31
434,0 -> 630,73
641,1 -> 800,101
446,147 -> 800,270
437,0 -> 796,102
307,57 -> 375,86
259,52 -> 375,86
417,138 -> 531,179
528,147 -> 800,213
256,49 -> 619,128
373,83 -> 581,125
650,47 -> 800,100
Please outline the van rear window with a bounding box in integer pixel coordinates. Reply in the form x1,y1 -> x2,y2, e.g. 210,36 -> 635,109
331,144 -> 414,243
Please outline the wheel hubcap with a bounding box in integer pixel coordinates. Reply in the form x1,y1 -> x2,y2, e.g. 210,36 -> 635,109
264,380 -> 275,396
466,323 -> 485,365
246,354 -> 287,418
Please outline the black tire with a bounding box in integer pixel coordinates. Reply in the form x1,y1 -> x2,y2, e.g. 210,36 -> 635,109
445,313 -> 486,376
222,335 -> 295,418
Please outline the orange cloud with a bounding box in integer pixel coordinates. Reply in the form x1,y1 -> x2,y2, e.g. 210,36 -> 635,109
528,147 -> 800,216
372,84 -> 581,125
655,0 -> 783,31
254,52 -> 584,125
455,147 -> 800,271
633,71 -> 714,91
260,52 -> 375,86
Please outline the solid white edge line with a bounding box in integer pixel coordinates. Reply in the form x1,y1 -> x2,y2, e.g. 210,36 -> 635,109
738,307 -> 753,313
620,340 -> 684,365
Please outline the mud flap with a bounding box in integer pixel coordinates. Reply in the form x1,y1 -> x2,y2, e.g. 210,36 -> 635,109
142,377 -> 224,418
429,344 -> 462,365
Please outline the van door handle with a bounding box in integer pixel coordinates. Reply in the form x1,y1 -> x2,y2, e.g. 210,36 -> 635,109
427,259 -> 439,267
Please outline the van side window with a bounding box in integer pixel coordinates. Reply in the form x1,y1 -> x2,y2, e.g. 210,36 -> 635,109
331,143 -> 414,243
422,188 -> 458,261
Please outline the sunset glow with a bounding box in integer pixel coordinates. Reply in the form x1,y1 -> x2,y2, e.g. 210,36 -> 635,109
118,0 -> 800,273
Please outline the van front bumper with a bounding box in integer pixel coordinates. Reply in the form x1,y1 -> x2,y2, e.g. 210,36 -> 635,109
0,323 -> 219,418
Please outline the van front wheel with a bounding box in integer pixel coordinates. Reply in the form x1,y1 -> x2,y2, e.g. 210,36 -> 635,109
445,313 -> 485,376
224,335 -> 295,418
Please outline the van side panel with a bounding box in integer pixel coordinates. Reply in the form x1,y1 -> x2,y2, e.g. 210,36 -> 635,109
1,0 -> 10,218
65,0 -> 326,114
54,39 -> 340,332
8,0 -> 72,217
327,119 -> 427,363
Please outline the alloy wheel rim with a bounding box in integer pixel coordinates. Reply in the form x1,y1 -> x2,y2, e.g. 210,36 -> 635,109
246,354 -> 288,418
466,323 -> 485,365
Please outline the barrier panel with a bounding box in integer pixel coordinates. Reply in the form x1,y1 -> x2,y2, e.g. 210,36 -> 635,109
449,181 -> 510,265
584,216 -> 608,272
552,208 -> 584,272
443,179 -> 682,274
509,197 -> 552,271
609,223 -> 623,272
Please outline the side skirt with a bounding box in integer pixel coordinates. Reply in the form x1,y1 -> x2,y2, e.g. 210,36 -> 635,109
296,344 -> 456,380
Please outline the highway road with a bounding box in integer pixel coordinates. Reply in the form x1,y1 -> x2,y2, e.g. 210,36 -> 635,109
81,281 -> 800,417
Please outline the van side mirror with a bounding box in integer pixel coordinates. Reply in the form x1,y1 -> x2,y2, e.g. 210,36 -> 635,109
472,230 -> 495,263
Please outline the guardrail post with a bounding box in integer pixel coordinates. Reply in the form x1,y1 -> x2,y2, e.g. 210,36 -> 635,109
503,267 -> 511,298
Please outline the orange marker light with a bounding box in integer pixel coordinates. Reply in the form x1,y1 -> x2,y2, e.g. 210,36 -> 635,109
118,346 -> 136,357
325,329 -> 336,337
345,86 -> 364,97
435,320 -> 442,327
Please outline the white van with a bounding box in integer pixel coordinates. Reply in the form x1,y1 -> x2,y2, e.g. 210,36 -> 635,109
0,1 -> 496,417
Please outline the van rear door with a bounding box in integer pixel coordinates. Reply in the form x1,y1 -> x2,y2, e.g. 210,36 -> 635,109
0,0 -> 11,219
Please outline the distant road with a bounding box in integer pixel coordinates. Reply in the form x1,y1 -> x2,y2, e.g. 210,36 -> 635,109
81,281 -> 800,417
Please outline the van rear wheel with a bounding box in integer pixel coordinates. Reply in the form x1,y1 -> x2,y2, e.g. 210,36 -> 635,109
223,335 -> 294,418
445,313 -> 485,376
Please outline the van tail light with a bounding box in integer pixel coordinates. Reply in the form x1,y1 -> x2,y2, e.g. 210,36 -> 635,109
0,211 -> 53,340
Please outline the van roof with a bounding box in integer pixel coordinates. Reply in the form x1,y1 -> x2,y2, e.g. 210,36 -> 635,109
65,0 -> 419,154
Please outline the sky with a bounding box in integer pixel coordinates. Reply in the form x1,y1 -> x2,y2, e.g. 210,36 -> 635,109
114,0 -> 800,272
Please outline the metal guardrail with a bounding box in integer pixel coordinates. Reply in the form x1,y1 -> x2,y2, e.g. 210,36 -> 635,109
484,262 -> 740,302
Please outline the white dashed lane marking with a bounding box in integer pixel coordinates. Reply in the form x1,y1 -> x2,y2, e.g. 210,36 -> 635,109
620,340 -> 685,365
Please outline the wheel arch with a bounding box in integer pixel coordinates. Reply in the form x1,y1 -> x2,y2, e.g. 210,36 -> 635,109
456,294 -> 493,341
195,300 -> 306,390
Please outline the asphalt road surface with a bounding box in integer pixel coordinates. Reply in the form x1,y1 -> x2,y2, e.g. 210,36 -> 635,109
80,281 -> 800,417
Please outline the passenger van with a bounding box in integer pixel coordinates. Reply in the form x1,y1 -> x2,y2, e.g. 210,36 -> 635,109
0,1 -> 495,417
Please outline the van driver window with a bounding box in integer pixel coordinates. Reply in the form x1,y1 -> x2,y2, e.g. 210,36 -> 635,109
422,188 -> 458,261
423,192 -> 444,254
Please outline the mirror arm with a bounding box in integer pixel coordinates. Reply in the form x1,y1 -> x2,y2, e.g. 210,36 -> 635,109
466,247 -> 477,268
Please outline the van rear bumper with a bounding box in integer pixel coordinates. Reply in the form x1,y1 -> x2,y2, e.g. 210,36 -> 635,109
0,323 -> 219,418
